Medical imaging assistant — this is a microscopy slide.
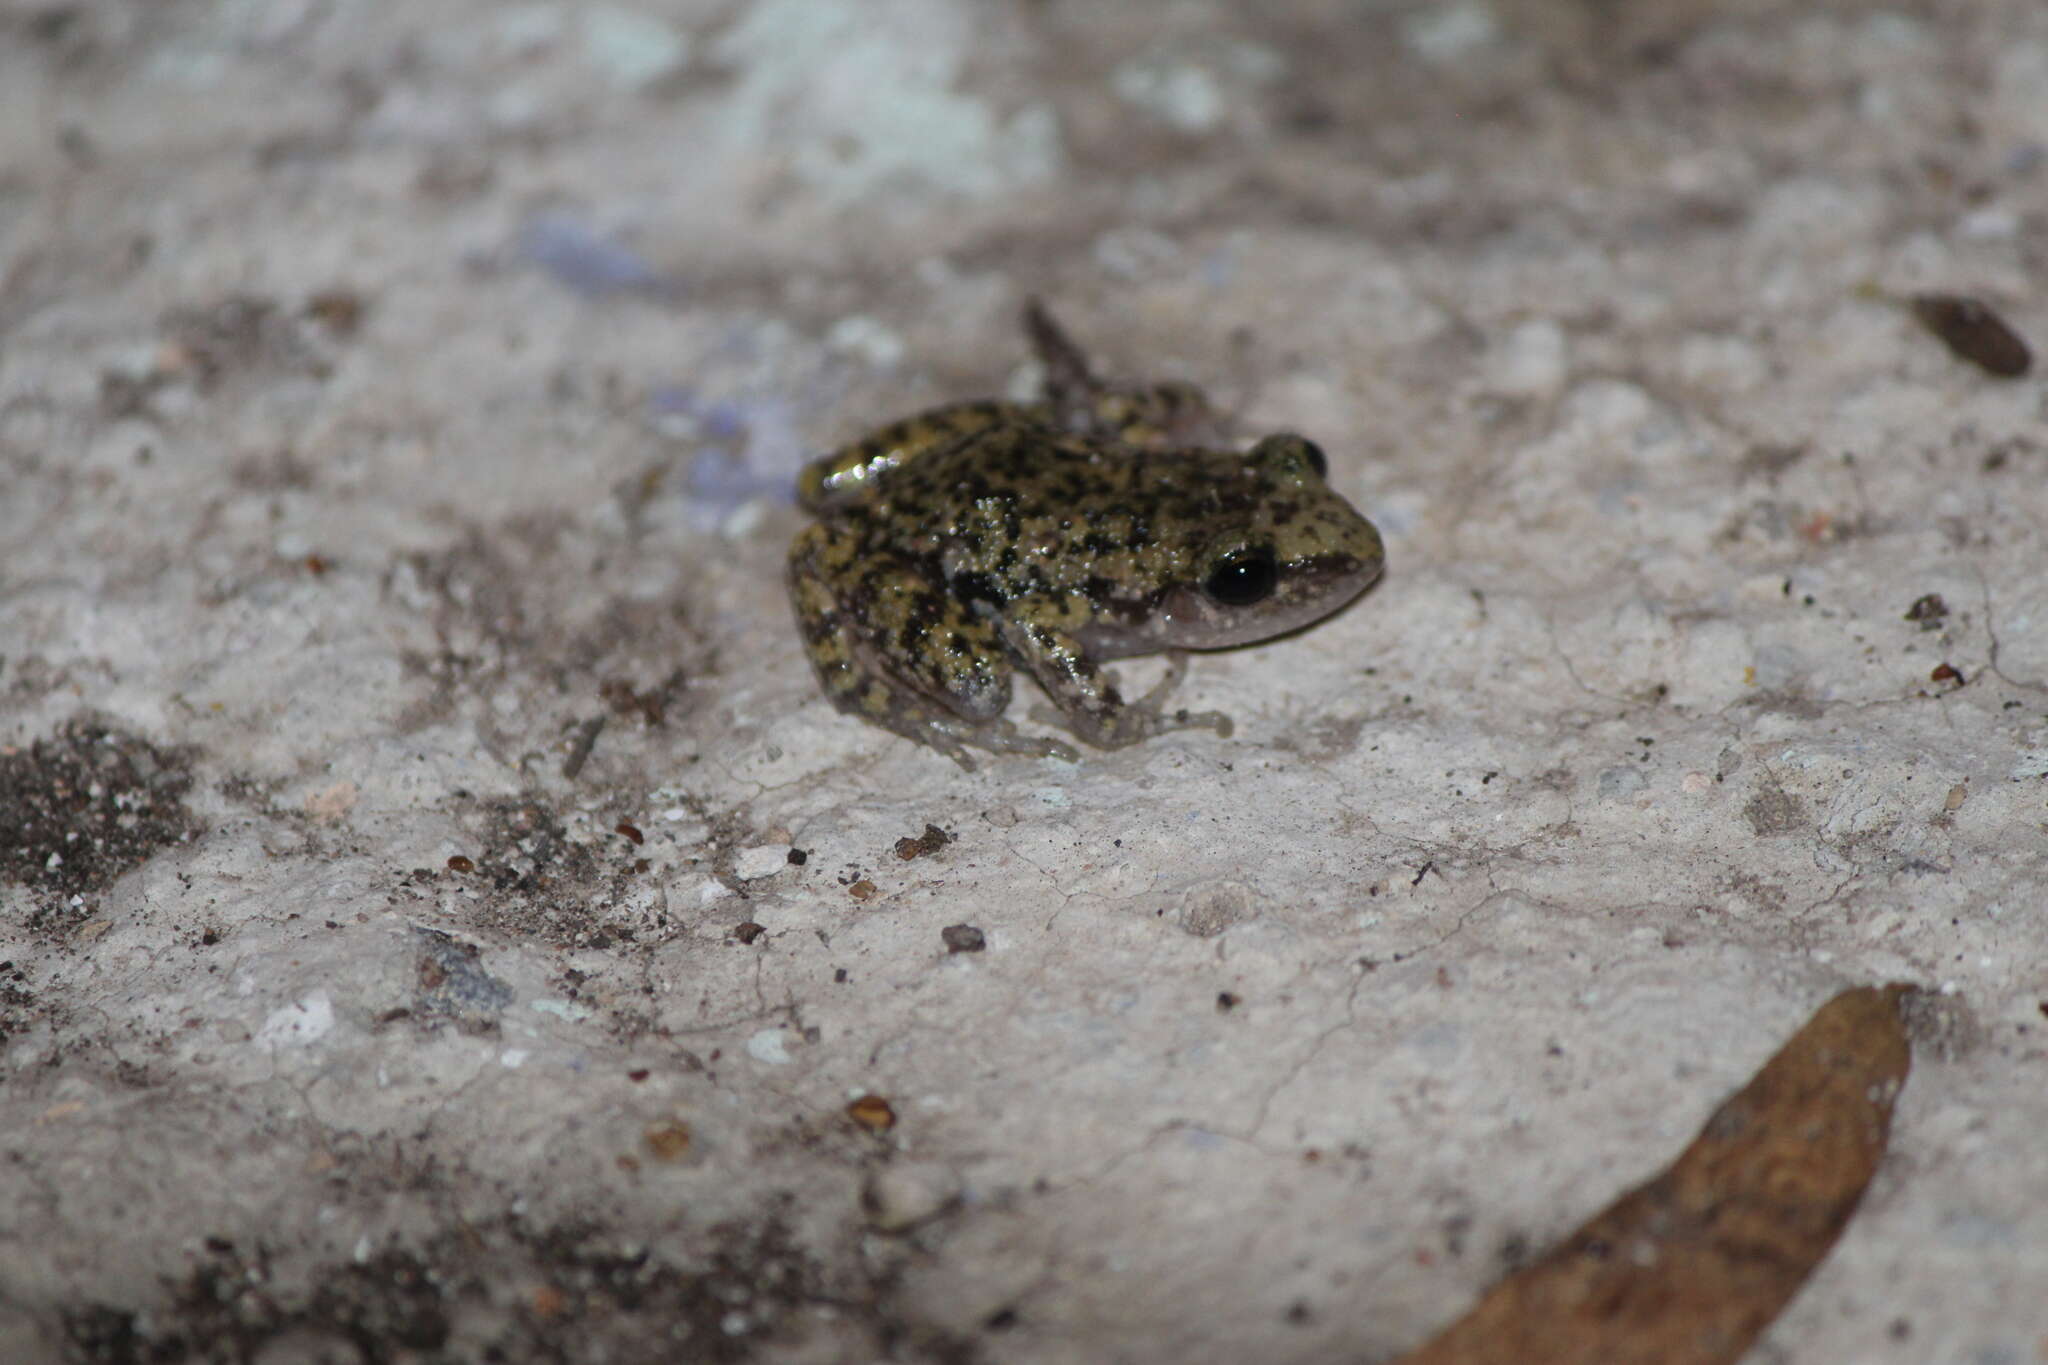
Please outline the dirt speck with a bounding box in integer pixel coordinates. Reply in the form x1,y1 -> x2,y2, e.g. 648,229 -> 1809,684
940,924 -> 986,953
895,823 -> 952,860
1903,593 -> 1948,629
1909,293 -> 2031,378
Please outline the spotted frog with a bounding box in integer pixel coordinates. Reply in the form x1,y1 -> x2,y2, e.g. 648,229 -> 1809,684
787,302 -> 1385,769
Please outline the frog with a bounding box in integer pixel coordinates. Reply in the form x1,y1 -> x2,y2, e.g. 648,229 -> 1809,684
786,300 -> 1386,770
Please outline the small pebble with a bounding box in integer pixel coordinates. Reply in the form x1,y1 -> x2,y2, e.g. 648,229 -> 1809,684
846,1094 -> 896,1132
735,844 -> 792,879
862,1164 -> 959,1231
1910,293 -> 2031,377
941,924 -> 986,953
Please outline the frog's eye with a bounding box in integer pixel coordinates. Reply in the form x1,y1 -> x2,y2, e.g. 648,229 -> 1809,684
1251,433 -> 1327,480
1204,547 -> 1278,607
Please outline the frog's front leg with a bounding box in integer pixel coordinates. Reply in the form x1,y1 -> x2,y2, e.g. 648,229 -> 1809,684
997,617 -> 1234,751
788,523 -> 1078,769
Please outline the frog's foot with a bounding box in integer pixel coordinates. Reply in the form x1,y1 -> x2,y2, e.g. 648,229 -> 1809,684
901,717 -> 981,773
813,679 -> 1079,772
1022,299 -> 1235,450
1026,696 -> 1233,748
1028,653 -> 1235,749
912,711 -> 1080,771
1133,652 -> 1233,737
1023,297 -> 1101,397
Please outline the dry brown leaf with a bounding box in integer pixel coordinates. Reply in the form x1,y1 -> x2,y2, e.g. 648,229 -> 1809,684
1391,983 -> 1914,1365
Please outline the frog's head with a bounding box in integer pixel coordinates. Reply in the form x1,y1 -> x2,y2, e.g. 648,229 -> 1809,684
1120,433 -> 1385,655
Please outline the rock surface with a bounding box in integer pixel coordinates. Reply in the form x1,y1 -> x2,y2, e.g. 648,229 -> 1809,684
2,2 -> 2044,1361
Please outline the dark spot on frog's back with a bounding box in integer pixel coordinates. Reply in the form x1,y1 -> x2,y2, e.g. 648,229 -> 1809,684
951,571 -> 1000,607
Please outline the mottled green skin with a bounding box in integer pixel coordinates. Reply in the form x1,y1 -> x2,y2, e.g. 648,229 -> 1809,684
787,313 -> 1385,770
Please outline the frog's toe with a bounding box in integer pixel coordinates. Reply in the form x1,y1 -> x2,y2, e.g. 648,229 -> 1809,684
1030,696 -> 1233,750
965,714 -> 1079,764
1125,653 -> 1234,741
1130,703 -> 1234,741
1131,652 -> 1192,710
1171,707 -> 1233,739
1028,734 -> 1082,763
924,731 -> 980,771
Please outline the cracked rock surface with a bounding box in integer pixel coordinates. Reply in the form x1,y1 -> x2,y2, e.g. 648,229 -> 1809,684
2,1 -> 2044,1360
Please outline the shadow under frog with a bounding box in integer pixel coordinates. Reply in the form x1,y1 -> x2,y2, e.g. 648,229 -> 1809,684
787,301 -> 1385,770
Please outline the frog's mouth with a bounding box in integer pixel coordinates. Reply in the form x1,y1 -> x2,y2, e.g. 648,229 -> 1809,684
1084,551 -> 1384,658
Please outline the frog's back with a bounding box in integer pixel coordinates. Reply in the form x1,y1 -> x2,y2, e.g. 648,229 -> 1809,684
796,400 -> 1045,514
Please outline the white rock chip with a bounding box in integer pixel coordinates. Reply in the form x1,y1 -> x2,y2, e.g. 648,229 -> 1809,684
735,845 -> 793,880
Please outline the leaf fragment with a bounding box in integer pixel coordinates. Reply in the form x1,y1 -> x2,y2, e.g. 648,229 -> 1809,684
1390,984 -> 1915,1365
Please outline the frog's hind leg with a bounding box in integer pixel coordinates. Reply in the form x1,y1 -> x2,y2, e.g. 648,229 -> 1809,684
787,528 -> 1074,769
1021,298 -> 1232,450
